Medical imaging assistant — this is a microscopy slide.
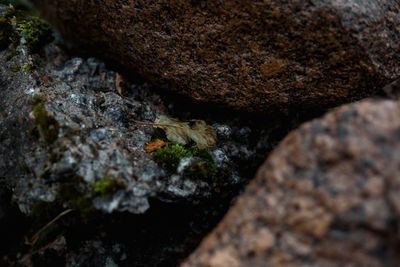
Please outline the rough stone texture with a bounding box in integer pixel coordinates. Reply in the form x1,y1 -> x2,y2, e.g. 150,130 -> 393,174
31,0 -> 400,112
183,99 -> 400,267
0,40 -> 252,215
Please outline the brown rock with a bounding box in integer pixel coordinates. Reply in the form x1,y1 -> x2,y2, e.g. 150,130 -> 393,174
31,1 -> 400,112
183,99 -> 400,267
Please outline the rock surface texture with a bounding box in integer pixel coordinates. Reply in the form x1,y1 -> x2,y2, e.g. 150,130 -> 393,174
1,5 -> 280,265
31,0 -> 400,112
183,99 -> 400,267
0,41 -> 250,216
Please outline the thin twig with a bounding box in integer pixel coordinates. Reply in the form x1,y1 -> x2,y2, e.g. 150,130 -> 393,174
29,209 -> 74,247
129,119 -> 184,129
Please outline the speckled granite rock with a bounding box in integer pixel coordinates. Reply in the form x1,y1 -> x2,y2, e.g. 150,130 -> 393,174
31,0 -> 400,112
183,99 -> 400,267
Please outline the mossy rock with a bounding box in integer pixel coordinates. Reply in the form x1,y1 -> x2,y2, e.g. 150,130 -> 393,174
153,144 -> 230,185
31,94 -> 59,144
0,5 -> 53,52
93,176 -> 125,199
183,161 -> 229,186
153,144 -> 192,172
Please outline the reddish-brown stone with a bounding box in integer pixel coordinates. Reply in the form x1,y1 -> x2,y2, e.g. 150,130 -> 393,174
183,99 -> 400,266
31,0 -> 400,112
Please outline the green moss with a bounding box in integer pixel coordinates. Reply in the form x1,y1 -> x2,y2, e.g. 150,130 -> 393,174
31,94 -> 59,144
0,6 -> 53,52
185,161 -> 214,178
93,176 -> 125,199
153,144 -> 230,185
188,145 -> 214,165
5,49 -> 19,61
11,62 -> 34,72
153,144 -> 192,172
183,159 -> 230,186
32,93 -> 45,104
32,175 -> 95,220
183,161 -> 216,182
20,62 -> 33,72
16,15 -> 52,52
56,175 -> 96,220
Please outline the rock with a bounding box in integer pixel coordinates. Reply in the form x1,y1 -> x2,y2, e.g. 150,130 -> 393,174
1,6 -> 283,266
0,7 -> 252,215
183,99 -> 400,266
31,0 -> 400,112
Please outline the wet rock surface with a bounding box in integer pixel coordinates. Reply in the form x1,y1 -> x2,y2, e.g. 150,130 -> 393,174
31,0 -> 400,112
183,99 -> 400,267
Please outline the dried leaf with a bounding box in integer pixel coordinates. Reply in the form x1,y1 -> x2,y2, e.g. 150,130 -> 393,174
145,139 -> 166,152
187,120 -> 218,148
154,115 -> 217,147
115,72 -> 126,98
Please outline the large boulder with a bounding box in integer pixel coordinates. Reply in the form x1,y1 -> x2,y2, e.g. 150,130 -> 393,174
31,0 -> 400,112
183,98 -> 400,266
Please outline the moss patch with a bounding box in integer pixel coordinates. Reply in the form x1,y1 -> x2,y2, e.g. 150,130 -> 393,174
187,146 -> 214,165
93,176 -> 125,199
32,175 -> 127,222
183,161 -> 229,186
153,144 -> 192,172
153,144 -> 230,185
58,176 -> 94,218
16,15 -> 52,51
0,6 -> 52,52
20,62 -> 33,72
31,176 -> 96,225
31,94 -> 59,144
184,146 -> 230,185
10,62 -> 33,72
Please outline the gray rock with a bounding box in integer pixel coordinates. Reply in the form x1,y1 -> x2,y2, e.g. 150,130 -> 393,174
0,18 -> 256,216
